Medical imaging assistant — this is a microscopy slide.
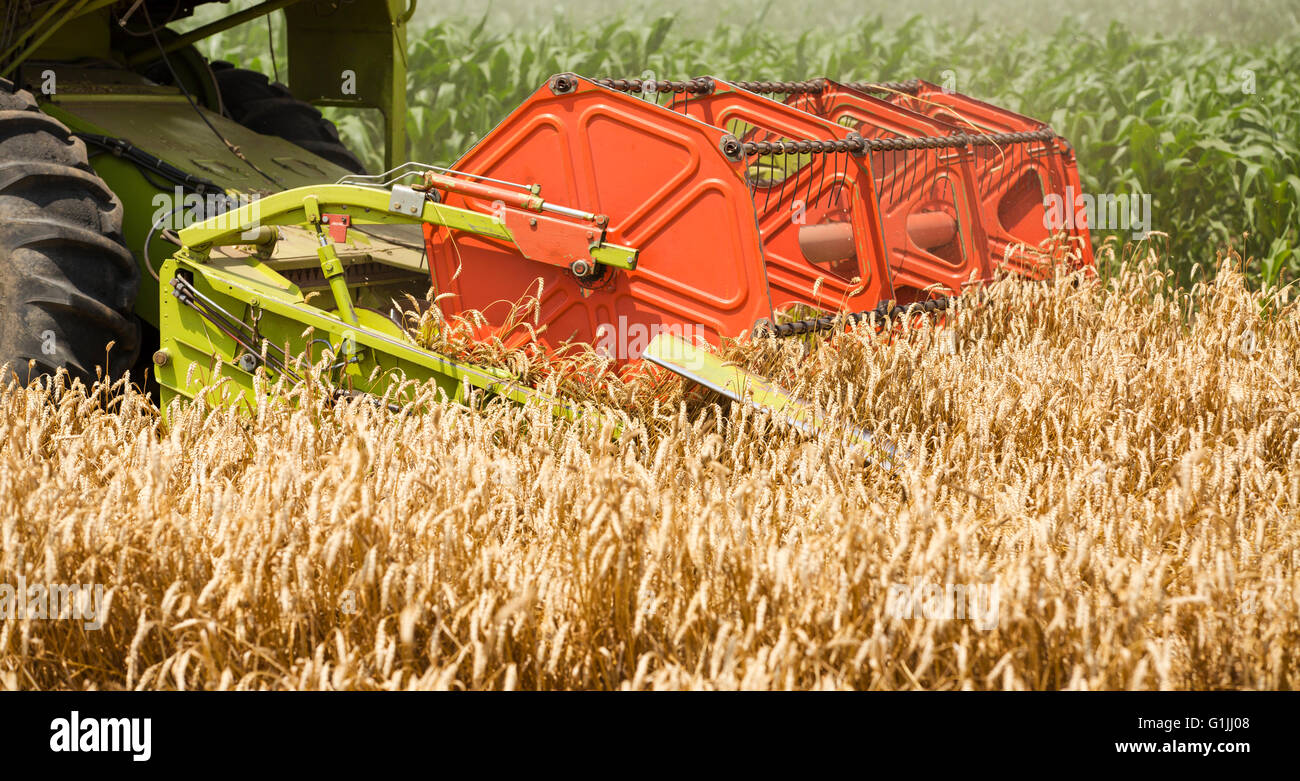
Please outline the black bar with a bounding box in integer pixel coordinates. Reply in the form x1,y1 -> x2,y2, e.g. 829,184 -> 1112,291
1,691 -> 1286,771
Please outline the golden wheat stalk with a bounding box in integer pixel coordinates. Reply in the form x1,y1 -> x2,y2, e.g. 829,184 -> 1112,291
0,252 -> 1296,690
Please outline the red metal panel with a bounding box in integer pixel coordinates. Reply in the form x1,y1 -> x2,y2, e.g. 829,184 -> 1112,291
423,76 -> 775,359
878,81 -> 1095,275
783,81 -> 993,299
665,81 -> 901,314
415,73 -> 1090,368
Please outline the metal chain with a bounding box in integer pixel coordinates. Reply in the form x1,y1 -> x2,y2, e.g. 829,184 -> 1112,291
741,128 -> 1056,157
595,77 -> 926,97
591,76 -> 1055,154
731,78 -> 923,95
841,79 -> 924,95
730,79 -> 827,95
594,77 -> 714,94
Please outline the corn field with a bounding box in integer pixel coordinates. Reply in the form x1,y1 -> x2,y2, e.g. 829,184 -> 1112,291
200,3 -> 1300,287
3,250 -> 1298,690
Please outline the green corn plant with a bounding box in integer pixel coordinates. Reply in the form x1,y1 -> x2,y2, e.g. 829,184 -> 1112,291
198,8 -> 1300,289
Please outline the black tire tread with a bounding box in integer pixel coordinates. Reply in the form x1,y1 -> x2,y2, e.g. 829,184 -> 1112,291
0,80 -> 140,386
210,61 -> 366,174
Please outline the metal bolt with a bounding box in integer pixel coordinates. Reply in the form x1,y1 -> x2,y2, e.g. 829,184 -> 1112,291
570,259 -> 593,277
152,350 -> 170,366
529,217 -> 538,228
719,134 -> 743,162
549,73 -> 578,95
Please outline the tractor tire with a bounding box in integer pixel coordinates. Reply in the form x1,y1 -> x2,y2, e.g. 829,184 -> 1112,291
210,62 -> 367,175
0,80 -> 140,387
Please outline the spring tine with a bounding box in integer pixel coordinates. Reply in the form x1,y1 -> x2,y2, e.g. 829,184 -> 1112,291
917,145 -> 928,202
794,152 -> 807,216
1015,143 -> 1025,197
892,147 -> 905,204
880,149 -> 892,208
762,136 -> 776,214
845,149 -> 856,204
802,149 -> 817,215
764,131 -> 774,213
994,143 -> 1007,199
913,145 -> 924,201
891,147 -> 904,207
805,155 -> 817,218
840,149 -> 851,204
798,142 -> 811,211
1017,142 -> 1027,198
878,149 -> 890,207
946,151 -> 956,203
832,149 -> 844,204
815,149 -> 825,209
892,147 -> 904,206
919,145 -> 930,202
933,147 -> 944,203
906,146 -> 919,203
897,146 -> 909,203
1010,142 -> 1021,197
776,144 -> 790,214
1000,142 -> 1017,199
826,154 -> 836,208
903,146 -> 915,202
824,149 -> 835,206
943,150 -> 954,203
837,152 -> 846,205
930,147 -> 942,202
761,166 -> 772,213
938,153 -> 948,204
1005,142 -> 1017,198
930,148 -> 939,203
919,146 -> 931,202
982,144 -> 993,196
1001,141 -> 1012,197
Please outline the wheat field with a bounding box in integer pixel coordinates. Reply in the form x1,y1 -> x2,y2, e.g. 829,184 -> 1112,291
1,251 -> 1297,690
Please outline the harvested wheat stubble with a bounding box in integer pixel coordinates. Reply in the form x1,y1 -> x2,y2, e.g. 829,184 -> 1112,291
1,253 -> 1298,690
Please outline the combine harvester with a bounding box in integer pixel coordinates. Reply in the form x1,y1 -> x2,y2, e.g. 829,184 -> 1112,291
0,2 -> 1093,454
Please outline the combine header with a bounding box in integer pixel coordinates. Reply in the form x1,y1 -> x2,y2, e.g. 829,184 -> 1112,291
411,74 -> 1092,353
151,72 -> 1093,459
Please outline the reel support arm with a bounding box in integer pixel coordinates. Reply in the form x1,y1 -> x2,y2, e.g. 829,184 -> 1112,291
174,183 -> 639,272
